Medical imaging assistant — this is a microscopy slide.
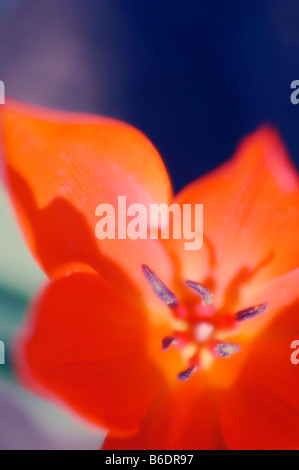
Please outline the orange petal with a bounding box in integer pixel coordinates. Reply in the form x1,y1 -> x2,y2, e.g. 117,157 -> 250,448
167,127 -> 299,312
235,267 -> 299,336
102,375 -> 226,450
218,299 -> 299,450
0,100 -> 174,302
13,272 -> 165,436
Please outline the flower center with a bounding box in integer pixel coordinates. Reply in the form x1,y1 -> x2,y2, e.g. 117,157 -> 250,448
142,264 -> 268,382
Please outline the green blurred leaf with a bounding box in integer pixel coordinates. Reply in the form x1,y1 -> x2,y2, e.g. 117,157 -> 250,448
0,184 -> 46,299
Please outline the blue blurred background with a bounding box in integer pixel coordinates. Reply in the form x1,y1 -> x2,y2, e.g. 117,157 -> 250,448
0,0 -> 298,449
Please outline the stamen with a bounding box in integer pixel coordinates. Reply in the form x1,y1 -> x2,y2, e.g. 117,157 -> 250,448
142,265 -> 178,309
177,366 -> 197,382
162,336 -> 177,351
185,280 -> 213,305
214,342 -> 241,358
236,302 -> 268,322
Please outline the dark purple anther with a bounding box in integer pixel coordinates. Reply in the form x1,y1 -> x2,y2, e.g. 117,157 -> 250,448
177,366 -> 196,382
162,336 -> 177,351
236,302 -> 268,322
215,342 -> 241,358
185,280 -> 213,305
142,264 -> 179,309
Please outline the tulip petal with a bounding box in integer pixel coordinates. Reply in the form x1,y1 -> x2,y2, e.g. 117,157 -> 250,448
218,298 -> 299,450
169,128 -> 299,311
235,267 -> 299,336
0,100 -> 174,302
102,376 -> 226,450
13,272 -> 166,436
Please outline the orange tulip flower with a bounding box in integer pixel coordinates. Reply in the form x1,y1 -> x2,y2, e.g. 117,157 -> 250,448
1,100 -> 299,450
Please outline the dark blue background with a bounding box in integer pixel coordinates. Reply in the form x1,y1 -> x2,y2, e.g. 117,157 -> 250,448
99,0 -> 299,191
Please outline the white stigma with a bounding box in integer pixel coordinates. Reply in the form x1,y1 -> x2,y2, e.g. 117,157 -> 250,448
194,322 -> 214,343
